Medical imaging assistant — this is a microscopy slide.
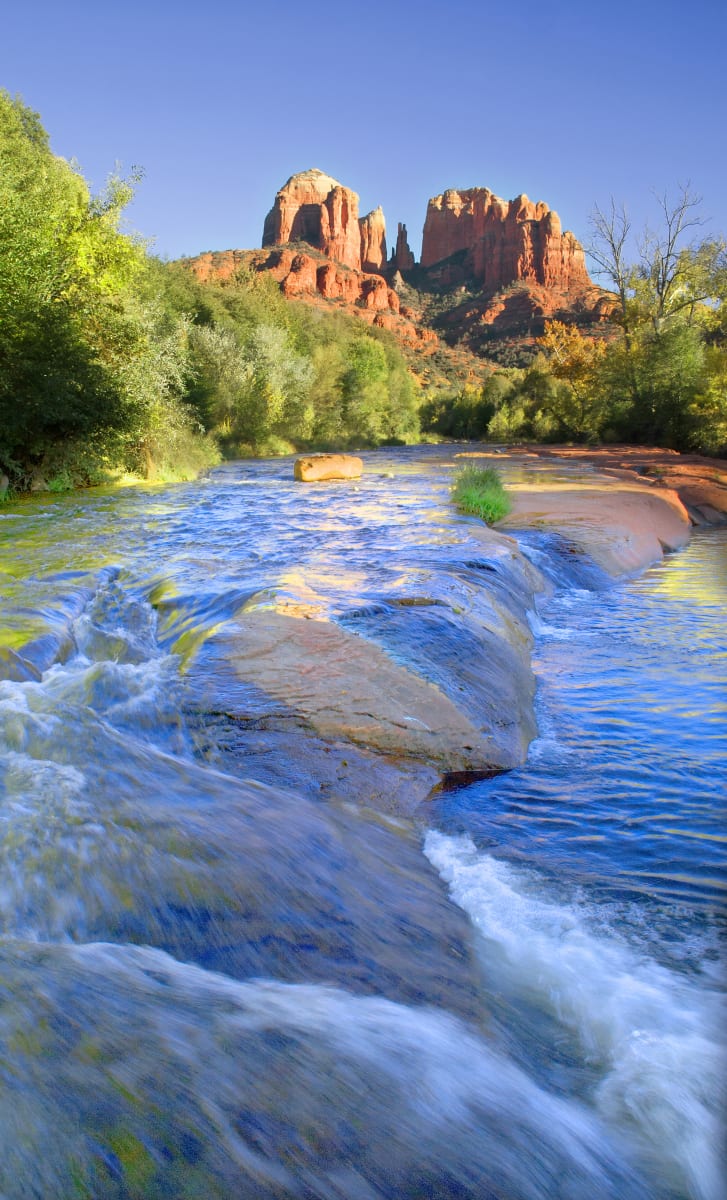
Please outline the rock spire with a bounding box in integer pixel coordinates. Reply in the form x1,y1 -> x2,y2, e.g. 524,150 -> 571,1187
390,223 -> 415,272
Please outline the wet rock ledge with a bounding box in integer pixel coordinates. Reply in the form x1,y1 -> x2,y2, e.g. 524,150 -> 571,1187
192,448 -> 706,814
190,523 -> 544,813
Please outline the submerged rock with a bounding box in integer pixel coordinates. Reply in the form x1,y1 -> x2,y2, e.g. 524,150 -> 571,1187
218,610 -> 527,772
0,941 -> 653,1200
0,645 -> 42,682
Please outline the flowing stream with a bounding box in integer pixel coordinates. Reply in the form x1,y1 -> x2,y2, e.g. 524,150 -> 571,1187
0,447 -> 724,1199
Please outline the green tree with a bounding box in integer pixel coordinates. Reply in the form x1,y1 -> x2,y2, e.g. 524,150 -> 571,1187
689,345 -> 727,453
309,341 -> 347,445
341,337 -> 390,444
588,188 -> 726,448
0,92 -> 126,478
243,323 -> 315,448
187,324 -> 254,435
538,321 -> 607,440
0,91 -> 218,486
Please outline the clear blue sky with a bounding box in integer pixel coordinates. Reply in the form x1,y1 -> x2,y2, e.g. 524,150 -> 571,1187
2,0 -> 725,268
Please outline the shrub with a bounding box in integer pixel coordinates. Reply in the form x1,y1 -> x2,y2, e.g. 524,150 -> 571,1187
451,465 -> 511,525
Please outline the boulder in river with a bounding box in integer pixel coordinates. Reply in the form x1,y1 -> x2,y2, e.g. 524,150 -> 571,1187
0,646 -> 42,682
294,453 -> 363,482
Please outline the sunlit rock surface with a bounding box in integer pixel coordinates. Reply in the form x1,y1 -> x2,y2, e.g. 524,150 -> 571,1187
263,168 -> 363,270
503,481 -> 691,575
216,609 -> 532,773
455,450 -> 693,574
360,204 -> 387,272
515,444 -> 727,528
421,187 -> 591,290
294,453 -> 363,482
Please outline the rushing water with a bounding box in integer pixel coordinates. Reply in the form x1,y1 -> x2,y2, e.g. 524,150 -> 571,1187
0,448 -> 724,1199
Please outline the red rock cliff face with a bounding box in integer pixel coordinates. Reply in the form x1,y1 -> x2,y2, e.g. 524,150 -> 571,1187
359,206 -> 387,273
263,169 -> 363,271
421,188 -> 590,291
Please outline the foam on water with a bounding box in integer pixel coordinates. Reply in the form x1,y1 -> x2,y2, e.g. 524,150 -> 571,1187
424,830 -> 726,1200
2,454 -> 724,1198
0,939 -> 654,1199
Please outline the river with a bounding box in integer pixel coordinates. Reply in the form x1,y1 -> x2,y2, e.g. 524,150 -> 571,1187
1,446 -> 724,1199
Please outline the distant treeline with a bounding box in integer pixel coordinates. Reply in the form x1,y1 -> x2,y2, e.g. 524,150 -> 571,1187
0,91 -> 418,492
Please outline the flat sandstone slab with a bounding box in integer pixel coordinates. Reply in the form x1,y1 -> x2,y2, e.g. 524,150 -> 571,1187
501,482 -> 691,575
294,454 -> 363,482
517,445 -> 727,526
219,612 -> 518,771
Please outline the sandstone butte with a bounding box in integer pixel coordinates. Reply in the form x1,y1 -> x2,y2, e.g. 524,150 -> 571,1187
420,187 -> 590,290
185,168 -> 612,365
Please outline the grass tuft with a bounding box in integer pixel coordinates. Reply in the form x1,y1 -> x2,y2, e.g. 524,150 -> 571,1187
452,465 -> 511,525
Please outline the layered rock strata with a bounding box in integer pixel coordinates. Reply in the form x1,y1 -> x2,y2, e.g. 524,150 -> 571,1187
263,169 -> 363,271
262,172 -> 387,276
360,206 -> 387,272
189,171 -> 610,367
186,244 -> 435,352
421,188 -> 590,291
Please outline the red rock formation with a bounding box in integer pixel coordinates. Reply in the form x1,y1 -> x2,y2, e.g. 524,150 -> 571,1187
184,173 -> 612,383
280,253 -> 319,298
187,249 -> 247,283
359,206 -> 387,273
391,223 -> 415,272
421,188 -> 590,292
316,262 -> 363,303
263,169 -> 362,270
360,277 -> 400,312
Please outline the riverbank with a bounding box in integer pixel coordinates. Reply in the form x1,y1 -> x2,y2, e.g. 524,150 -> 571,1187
513,444 -> 727,525
455,443 -> 727,571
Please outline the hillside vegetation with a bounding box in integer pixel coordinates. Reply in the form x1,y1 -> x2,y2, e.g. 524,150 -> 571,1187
422,196 -> 727,454
0,93 -> 419,493
2,91 -> 725,497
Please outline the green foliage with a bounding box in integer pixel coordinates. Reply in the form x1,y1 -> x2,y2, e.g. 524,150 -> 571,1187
436,191 -> 727,455
585,190 -> 727,452
0,90 -> 219,488
0,92 -> 420,491
452,465 -> 511,524
689,345 -> 727,453
172,267 -> 421,454
420,374 -> 513,440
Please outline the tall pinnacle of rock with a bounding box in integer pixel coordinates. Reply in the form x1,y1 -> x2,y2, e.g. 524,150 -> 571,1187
360,206 -> 387,273
391,223 -> 415,272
